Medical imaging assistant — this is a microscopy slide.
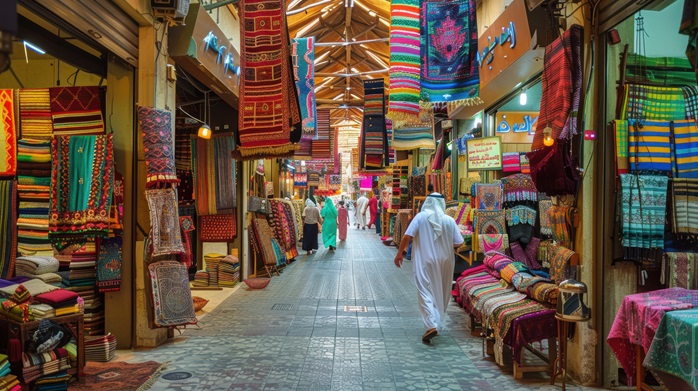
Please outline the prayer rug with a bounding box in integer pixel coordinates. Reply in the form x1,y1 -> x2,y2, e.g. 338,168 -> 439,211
49,135 -> 114,249
0,90 -> 16,177
614,119 -> 629,175
665,252 -> 698,289
475,183 -> 503,210
138,105 -> 179,187
671,178 -> 698,242
391,109 -> 436,150
672,119 -> 698,178
475,210 -> 506,235
623,84 -> 687,121
49,86 -> 104,135
148,260 -> 197,327
628,120 -> 672,173
213,134 -> 236,211
528,282 -> 559,305
238,0 -> 297,157
388,0 -> 422,128
145,188 -> 185,256
619,174 -> 668,260
96,236 -> 122,293
18,89 -> 53,140
533,25 -> 583,150
420,0 -> 481,108
199,213 -> 237,242
292,37 -> 317,140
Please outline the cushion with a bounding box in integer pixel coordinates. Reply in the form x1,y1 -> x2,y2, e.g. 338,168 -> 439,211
35,289 -> 79,307
192,296 -> 209,312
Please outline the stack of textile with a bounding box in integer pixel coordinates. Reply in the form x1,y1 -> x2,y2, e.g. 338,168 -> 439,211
30,303 -> 56,320
0,354 -> 8,378
192,271 -> 210,287
14,256 -> 61,285
34,370 -> 70,391
84,333 -> 116,362
203,253 -> 224,286
0,374 -> 18,391
35,289 -> 80,317
21,348 -> 71,383
218,255 -> 240,288
16,139 -> 52,257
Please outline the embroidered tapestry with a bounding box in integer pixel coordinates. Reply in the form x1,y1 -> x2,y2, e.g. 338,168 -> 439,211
148,260 -> 197,327
387,0 -> 422,128
420,0 -> 481,108
476,183 -> 503,210
49,135 -> 114,249
671,178 -> 698,242
292,37 -> 317,140
0,90 -> 16,176
138,105 -> 179,187
665,252 -> 698,289
501,174 -> 538,206
18,89 -> 53,140
145,188 -> 185,256
475,210 -> 506,235
97,236 -> 122,293
199,213 -> 237,242
49,86 -> 104,136
238,0 -> 298,157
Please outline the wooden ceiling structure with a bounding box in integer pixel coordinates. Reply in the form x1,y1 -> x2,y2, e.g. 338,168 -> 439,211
286,0 -> 390,165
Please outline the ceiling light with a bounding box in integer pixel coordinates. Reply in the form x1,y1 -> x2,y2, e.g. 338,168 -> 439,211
198,124 -> 212,139
519,89 -> 527,106
23,41 -> 45,55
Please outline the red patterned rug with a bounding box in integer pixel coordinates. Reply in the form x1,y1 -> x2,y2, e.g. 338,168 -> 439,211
50,86 -> 105,135
68,361 -> 166,391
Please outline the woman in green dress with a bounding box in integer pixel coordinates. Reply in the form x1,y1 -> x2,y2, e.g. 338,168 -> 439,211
321,198 -> 338,251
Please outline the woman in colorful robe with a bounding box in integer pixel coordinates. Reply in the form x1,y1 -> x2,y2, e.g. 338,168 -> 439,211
321,198 -> 338,251
337,201 -> 349,241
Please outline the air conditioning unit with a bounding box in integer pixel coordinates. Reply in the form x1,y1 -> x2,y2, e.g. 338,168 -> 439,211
151,0 -> 190,21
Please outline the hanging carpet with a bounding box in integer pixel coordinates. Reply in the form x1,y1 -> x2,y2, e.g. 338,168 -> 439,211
391,108 -> 436,150
292,37 -> 317,140
388,0 -> 422,128
619,174 -> 668,262
213,134 -> 237,211
18,89 -> 53,140
49,86 -> 104,136
0,90 -> 16,177
138,105 -> 179,187
49,135 -> 114,249
420,0 -> 481,108
148,260 -> 197,327
312,108 -> 331,160
199,213 -> 237,242
361,79 -> 388,169
237,0 -> 298,157
96,236 -> 122,293
146,188 -> 185,256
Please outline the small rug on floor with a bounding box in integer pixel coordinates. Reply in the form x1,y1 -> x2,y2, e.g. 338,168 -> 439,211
68,361 -> 167,391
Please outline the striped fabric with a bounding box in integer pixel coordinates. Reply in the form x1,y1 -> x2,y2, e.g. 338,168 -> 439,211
519,152 -> 530,174
312,108 -> 331,160
628,120 -> 672,173
623,84 -> 687,121
671,178 -> 698,240
502,152 -> 521,172
291,37 -> 317,140
50,87 -> 104,135
672,120 -> 698,178
18,89 -> 53,140
387,0 -> 422,128
362,79 -> 387,169
620,174 -> 668,253
614,119 -> 629,174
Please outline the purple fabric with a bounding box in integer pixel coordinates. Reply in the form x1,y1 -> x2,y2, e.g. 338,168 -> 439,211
525,237 -> 542,269
0,279 -> 15,288
8,276 -> 31,283
504,309 -> 557,364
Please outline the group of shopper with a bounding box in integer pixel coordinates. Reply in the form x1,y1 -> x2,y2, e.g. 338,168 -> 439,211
301,196 -> 350,255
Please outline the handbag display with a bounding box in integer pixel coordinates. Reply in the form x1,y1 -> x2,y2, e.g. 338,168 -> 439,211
248,196 -> 269,214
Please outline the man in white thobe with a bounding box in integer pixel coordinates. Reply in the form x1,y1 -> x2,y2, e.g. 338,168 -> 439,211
393,193 -> 464,343
355,194 -> 369,229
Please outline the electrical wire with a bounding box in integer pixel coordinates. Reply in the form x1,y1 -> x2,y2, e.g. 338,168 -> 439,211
177,106 -> 205,124
8,66 -> 24,89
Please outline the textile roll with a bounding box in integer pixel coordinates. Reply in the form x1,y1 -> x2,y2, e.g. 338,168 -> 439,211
671,178 -> 698,242
291,37 -> 317,140
387,0 -> 422,128
672,119 -> 698,178
237,0 -> 298,157
18,89 -> 53,140
0,90 -> 16,177
49,135 -> 114,248
148,260 -> 197,327
361,79 -> 388,169
138,105 -> 179,187
420,0 -> 481,108
96,236 -> 122,293
145,188 -> 185,256
49,86 -> 104,135
199,213 -> 237,242
619,174 -> 668,261
628,120 -> 672,173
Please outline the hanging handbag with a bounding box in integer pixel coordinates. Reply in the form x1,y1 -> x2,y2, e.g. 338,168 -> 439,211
248,196 -> 269,214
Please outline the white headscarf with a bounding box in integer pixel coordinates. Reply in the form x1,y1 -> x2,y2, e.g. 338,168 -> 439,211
421,193 -> 446,238
305,198 -> 316,208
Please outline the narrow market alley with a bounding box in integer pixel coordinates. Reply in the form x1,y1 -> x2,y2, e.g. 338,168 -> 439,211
119,228 -> 596,391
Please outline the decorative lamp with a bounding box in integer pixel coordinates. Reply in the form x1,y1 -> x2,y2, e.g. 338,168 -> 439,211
198,124 -> 211,139
556,278 -> 591,321
543,127 -> 555,147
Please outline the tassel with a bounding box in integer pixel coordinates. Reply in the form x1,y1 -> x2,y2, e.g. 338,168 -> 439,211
8,337 -> 21,363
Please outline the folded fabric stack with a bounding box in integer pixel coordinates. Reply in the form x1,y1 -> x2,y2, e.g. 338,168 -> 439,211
30,303 -> 56,320
62,241 -> 97,288
192,270 -> 210,287
16,140 -> 53,257
204,253 -> 224,286
218,255 -> 240,287
34,370 -> 70,391
21,348 -> 71,383
0,374 -> 18,391
14,256 -> 61,285
85,333 -> 116,362
0,354 -> 9,378
35,289 -> 80,317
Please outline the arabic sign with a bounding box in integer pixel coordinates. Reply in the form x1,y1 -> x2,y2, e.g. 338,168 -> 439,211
495,111 -> 538,144
477,0 -> 532,90
466,136 -> 502,170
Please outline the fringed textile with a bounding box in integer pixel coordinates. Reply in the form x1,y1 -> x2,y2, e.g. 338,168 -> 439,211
619,174 -> 668,262
628,120 -> 672,173
137,106 -> 179,187
538,196 -> 553,237
547,205 -> 575,249
292,37 -> 317,140
0,90 -> 17,176
420,0 -> 481,108
49,87 -> 104,135
388,0 -> 422,128
145,188 -> 185,256
614,119 -> 629,175
665,252 -> 698,289
391,109 -> 436,151
549,244 -> 575,283
671,178 -> 698,242
501,174 -> 537,207
623,84 -> 687,121
148,260 -> 197,327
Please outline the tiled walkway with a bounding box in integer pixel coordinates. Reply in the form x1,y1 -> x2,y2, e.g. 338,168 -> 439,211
122,227 -> 599,391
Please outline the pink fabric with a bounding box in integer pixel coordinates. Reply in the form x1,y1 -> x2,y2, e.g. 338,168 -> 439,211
368,197 -> 378,227
338,207 -> 349,241
607,287 -> 698,386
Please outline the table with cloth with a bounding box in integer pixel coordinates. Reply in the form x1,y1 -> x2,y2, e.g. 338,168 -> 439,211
645,308 -> 698,390
607,288 -> 698,387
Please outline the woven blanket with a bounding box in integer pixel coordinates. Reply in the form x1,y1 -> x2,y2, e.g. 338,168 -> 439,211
18,89 -> 53,140
148,260 -> 197,327
476,183 -> 503,210
623,84 -> 687,121
533,25 -> 583,150
492,299 -> 552,365
292,37 -> 317,140
420,0 -> 480,107
251,216 -> 278,266
238,0 -> 297,157
388,0 -> 422,128
214,134 -> 236,211
50,86 -> 104,135
672,178 -> 698,242
502,152 -> 520,173
145,188 -> 185,256
138,106 -> 179,187
0,90 -> 16,177
14,256 -> 58,274
391,108 -> 436,150
620,174 -> 668,261
475,210 -> 506,235
199,213 -> 236,242
293,138 -> 312,160
628,120 -> 672,173
362,79 -> 388,168
672,119 -> 698,178
96,237 -> 122,293
49,135 -> 113,249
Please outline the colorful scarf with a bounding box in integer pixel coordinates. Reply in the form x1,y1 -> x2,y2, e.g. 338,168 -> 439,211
478,233 -> 508,255
420,0 -> 480,108
237,0 -> 298,157
548,244 -> 575,283
672,119 -> 698,178
96,236 -> 122,293
533,25 -> 583,149
50,86 -> 104,135
671,178 -> 698,242
619,174 -> 668,262
547,205 -> 575,249
145,188 -> 185,256
292,37 -> 317,140
49,135 -> 114,249
664,252 -> 698,289
387,0 -> 422,128
628,120 -> 672,173
18,89 -> 53,140
0,90 -> 16,177
475,183 -> 503,210
138,106 -> 179,187
361,79 -> 388,168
